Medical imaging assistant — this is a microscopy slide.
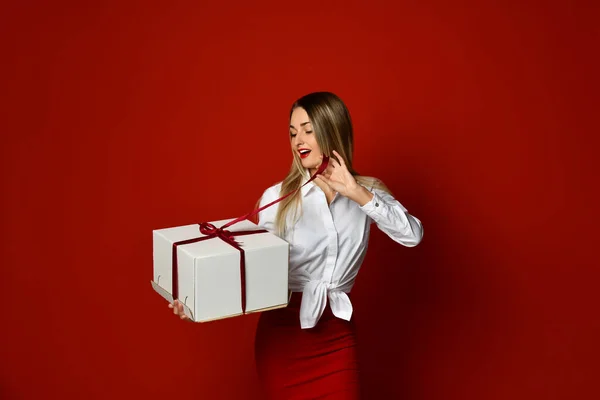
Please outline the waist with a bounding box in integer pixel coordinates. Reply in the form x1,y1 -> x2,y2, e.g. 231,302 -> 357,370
288,291 -> 352,308
289,279 -> 355,293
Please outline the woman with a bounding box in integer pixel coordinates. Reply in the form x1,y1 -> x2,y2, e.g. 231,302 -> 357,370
171,92 -> 423,399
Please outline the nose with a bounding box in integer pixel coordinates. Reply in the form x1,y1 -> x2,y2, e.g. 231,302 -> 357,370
293,130 -> 306,147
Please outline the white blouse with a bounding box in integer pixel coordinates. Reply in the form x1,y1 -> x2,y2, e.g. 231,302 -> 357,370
258,172 -> 423,329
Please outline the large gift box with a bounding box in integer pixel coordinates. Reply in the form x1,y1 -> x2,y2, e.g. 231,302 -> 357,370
151,218 -> 289,322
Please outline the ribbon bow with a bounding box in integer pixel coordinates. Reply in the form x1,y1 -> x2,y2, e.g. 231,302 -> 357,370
199,222 -> 237,242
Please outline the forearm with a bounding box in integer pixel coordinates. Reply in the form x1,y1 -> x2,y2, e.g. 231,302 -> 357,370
346,184 -> 374,206
359,189 -> 424,247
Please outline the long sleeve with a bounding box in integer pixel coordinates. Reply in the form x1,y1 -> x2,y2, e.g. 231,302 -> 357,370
257,185 -> 279,235
255,179 -> 421,329
359,188 -> 423,247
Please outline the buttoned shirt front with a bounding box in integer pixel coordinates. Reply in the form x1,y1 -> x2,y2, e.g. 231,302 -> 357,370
258,172 -> 423,329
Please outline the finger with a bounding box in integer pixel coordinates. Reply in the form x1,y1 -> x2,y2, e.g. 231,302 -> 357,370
168,303 -> 173,309
330,157 -> 340,169
333,150 -> 346,168
317,175 -> 340,192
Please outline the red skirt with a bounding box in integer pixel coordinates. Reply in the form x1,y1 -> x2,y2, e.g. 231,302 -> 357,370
254,292 -> 360,400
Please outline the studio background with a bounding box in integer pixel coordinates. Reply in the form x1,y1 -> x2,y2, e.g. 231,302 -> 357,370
1,1 -> 597,399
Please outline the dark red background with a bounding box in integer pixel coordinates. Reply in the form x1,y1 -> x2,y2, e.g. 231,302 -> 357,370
1,1 -> 598,399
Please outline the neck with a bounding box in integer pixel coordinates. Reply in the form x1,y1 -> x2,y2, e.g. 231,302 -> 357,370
314,177 -> 335,196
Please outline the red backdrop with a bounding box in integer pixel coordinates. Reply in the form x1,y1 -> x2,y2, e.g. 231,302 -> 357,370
1,1 -> 598,399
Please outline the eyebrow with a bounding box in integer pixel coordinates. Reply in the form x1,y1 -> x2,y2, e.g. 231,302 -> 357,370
289,122 -> 312,129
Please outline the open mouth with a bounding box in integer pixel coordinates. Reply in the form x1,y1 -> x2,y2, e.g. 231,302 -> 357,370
299,149 -> 311,159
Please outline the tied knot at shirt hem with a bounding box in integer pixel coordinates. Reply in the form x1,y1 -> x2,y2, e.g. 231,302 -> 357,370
297,280 -> 354,329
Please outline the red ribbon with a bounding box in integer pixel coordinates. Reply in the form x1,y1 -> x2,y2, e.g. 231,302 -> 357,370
171,224 -> 267,312
171,156 -> 329,314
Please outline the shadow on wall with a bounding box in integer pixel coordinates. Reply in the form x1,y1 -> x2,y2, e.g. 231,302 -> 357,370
351,168 -> 516,398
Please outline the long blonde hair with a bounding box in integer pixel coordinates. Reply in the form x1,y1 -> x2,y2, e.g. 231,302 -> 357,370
272,92 -> 390,237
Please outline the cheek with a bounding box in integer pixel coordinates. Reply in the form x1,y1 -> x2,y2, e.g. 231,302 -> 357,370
309,137 -> 321,154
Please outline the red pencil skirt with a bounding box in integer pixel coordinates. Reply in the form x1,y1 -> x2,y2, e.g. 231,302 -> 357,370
254,292 -> 360,400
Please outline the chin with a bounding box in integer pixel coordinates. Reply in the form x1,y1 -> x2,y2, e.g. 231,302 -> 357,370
301,160 -> 318,170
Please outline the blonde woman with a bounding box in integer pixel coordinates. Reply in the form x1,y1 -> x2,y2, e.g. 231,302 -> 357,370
253,92 -> 423,399
172,92 -> 423,398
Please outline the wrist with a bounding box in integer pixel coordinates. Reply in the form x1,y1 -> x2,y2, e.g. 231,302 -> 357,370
347,184 -> 374,206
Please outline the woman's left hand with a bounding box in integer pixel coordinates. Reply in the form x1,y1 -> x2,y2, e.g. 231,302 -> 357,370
315,150 -> 360,197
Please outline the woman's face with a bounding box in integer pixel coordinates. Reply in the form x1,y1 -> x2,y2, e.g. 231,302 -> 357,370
289,107 -> 322,173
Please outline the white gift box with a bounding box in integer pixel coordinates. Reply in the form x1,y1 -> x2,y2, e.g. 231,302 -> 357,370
151,218 -> 289,322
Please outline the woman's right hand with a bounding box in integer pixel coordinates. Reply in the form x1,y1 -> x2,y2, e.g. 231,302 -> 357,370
168,300 -> 190,321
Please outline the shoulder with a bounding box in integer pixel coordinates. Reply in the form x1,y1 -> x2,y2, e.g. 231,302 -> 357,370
259,181 -> 283,206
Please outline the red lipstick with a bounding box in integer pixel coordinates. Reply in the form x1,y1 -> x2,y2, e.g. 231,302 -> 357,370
298,148 -> 311,159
